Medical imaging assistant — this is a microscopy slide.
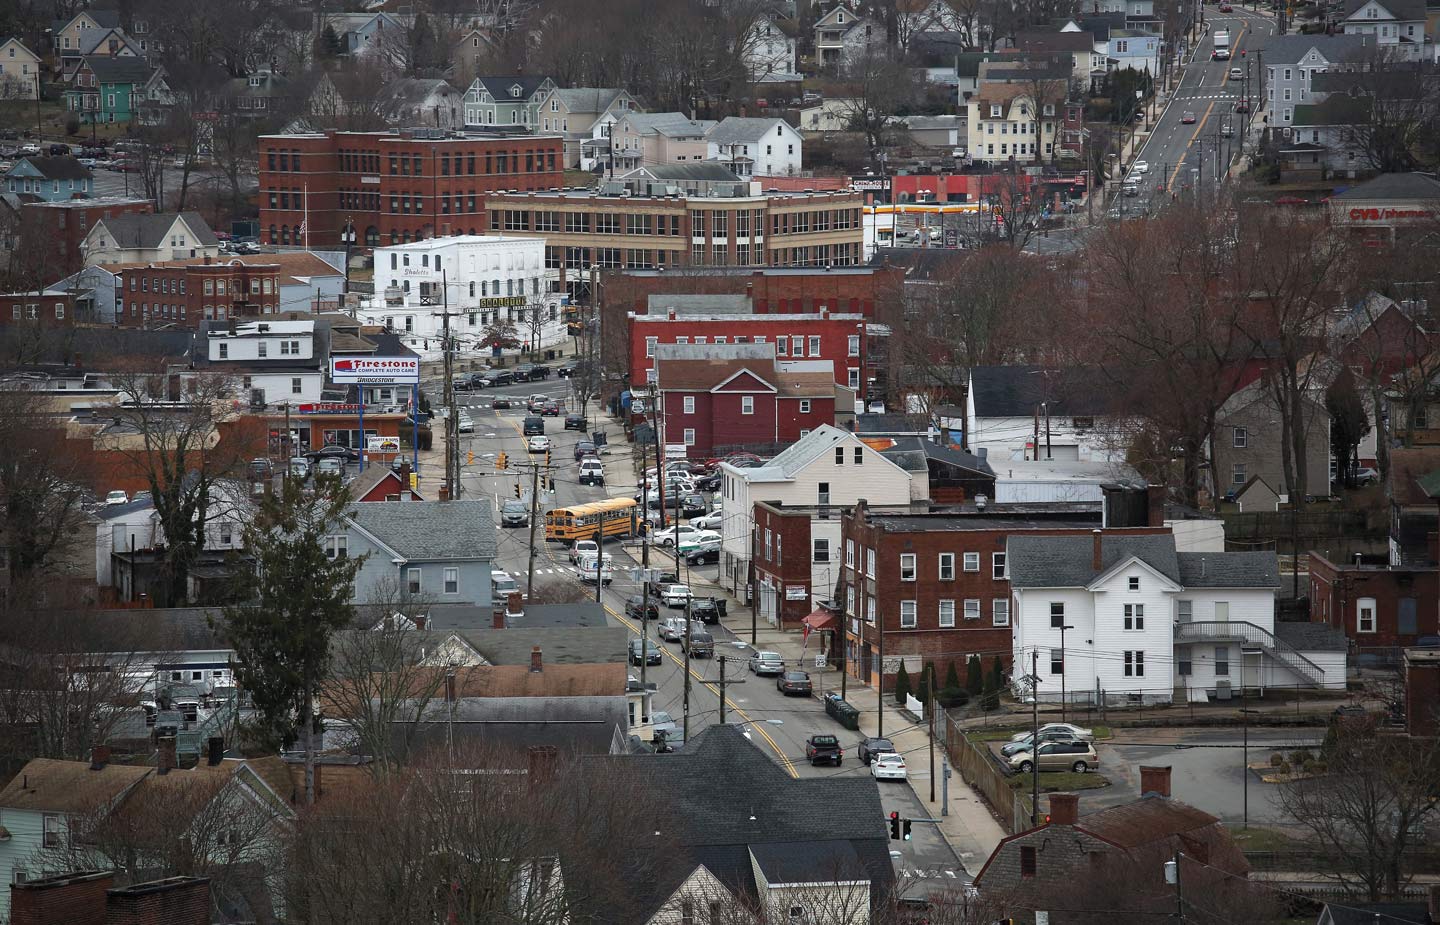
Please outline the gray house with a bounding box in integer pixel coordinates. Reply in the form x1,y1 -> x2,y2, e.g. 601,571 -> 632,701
1262,33 -> 1370,127
339,500 -> 496,607
1213,381 -> 1331,501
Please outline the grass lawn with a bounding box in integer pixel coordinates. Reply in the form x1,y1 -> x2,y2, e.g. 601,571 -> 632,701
1231,826 -> 1299,853
971,724 -> 1112,743
1008,771 -> 1111,793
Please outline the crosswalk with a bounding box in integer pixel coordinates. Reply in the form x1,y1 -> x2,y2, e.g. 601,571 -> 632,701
1178,92 -> 1240,100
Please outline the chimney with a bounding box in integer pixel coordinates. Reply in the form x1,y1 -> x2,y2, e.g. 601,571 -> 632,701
1139,765 -> 1172,798
206,737 -> 224,766
157,736 -> 177,775
507,590 -> 523,616
527,745 -> 557,792
203,254 -> 212,265
1146,484 -> 1166,528
438,484 -> 450,501
398,461 -> 412,496
492,606 -> 507,629
1092,529 -> 1103,571
105,876 -> 212,925
530,645 -> 543,672
1047,793 -> 1079,825
412,614 -> 427,630
9,870 -> 113,925
90,744 -> 111,770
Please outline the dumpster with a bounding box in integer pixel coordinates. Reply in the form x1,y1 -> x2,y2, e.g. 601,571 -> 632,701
714,598 -> 727,618
824,692 -> 860,731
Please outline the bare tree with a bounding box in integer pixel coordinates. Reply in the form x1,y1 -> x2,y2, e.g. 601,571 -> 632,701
831,48 -> 922,171
1338,50 -> 1440,174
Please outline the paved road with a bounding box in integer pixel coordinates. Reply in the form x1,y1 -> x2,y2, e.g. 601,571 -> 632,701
441,376 -> 968,884
1118,4 -> 1276,217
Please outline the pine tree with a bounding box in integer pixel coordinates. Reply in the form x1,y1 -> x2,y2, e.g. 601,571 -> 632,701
915,663 -> 931,706
966,654 -> 983,696
989,655 -> 1005,694
893,661 -> 911,706
942,660 -> 965,706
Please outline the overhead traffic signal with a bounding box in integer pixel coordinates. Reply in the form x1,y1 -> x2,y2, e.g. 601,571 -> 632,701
902,819 -> 912,841
514,483 -> 522,499
888,811 -> 900,840
467,451 -> 474,465
496,452 -> 508,471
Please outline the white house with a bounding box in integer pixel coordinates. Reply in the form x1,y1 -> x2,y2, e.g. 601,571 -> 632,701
0,38 -> 42,100
706,117 -> 803,178
718,425 -> 916,602
358,235 -> 558,356
965,366 -> 1130,463
82,211 -> 221,266
1340,0 -> 1428,58
814,3 -> 885,70
94,484 -> 251,594
1007,532 -> 1348,708
743,9 -> 800,83
189,318 -> 327,406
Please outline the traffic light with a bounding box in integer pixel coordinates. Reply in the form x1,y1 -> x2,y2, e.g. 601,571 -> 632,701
888,811 -> 900,840
545,450 -> 552,467
496,452 -> 508,471
902,819 -> 912,841
514,483 -> 522,499
548,476 -> 557,492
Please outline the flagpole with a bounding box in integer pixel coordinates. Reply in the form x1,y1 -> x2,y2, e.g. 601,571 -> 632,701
303,183 -> 310,251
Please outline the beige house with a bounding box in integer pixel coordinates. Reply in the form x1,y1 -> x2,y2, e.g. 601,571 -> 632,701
537,87 -> 639,168
611,111 -> 716,171
966,84 -> 1061,165
0,38 -> 41,100
814,3 -> 885,70
82,211 -> 221,266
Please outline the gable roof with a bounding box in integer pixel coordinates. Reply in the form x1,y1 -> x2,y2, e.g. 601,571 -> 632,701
348,464 -> 424,500
80,55 -> 153,84
740,424 -> 859,479
1007,533 -> 1181,588
968,365 -> 1121,418
470,74 -> 553,101
1293,93 -> 1372,127
618,111 -> 716,137
707,116 -> 790,145
15,155 -> 93,182
94,211 -> 219,249
750,839 -> 868,884
1343,0 -> 1425,18
655,342 -> 776,392
378,78 -> 459,109
547,87 -> 628,113
1077,795 -> 1236,852
1259,33 -> 1371,66
1176,551 -> 1280,588
0,758 -> 151,813
1333,171 -> 1440,201
54,10 -> 123,32
343,500 -> 496,561
78,27 -> 138,56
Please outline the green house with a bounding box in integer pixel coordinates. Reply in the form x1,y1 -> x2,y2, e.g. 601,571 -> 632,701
66,56 -> 154,124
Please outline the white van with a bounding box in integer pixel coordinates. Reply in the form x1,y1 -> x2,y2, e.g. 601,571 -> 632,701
576,554 -> 613,585
492,570 -> 524,599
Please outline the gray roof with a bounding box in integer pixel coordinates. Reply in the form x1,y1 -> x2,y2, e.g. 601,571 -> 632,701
969,365 -> 1121,418
1333,172 -> 1440,201
621,112 -> 716,136
1006,534 -> 1181,588
406,696 -> 628,759
1274,621 -> 1349,652
880,437 -> 996,478
707,116 -> 789,145
1176,552 -> 1280,588
31,607 -> 231,652
0,326 -> 191,368
505,602 -> 609,629
643,294 -> 751,315
53,11 -> 121,32
97,211 -> 219,249
626,163 -> 743,183
1256,32 -> 1371,66
81,55 -> 154,84
379,78 -> 459,107
471,74 -> 553,101
344,500 -> 496,561
750,839 -> 867,884
458,626 -> 630,665
737,424 -> 854,481
854,413 -> 928,436
1343,0 -> 1424,18
548,87 -> 627,113
14,155 -> 93,182
899,115 -> 965,131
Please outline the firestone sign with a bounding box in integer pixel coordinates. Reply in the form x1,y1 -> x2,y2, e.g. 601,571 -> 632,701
330,357 -> 420,384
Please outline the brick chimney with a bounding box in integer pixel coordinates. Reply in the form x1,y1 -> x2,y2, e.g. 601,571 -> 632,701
206,737 -> 224,766
9,870 -> 112,925
1047,793 -> 1079,825
1139,765 -> 1172,798
1146,485 -> 1167,527
528,745 -> 557,792
492,607 -> 507,629
507,590 -> 523,617
156,736 -> 177,775
530,645 -> 543,672
105,876 -> 211,925
90,744 -> 111,770
1092,529 -> 1103,571
413,614 -> 427,630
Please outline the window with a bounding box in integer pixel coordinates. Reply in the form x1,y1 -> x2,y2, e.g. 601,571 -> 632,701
683,428 -> 696,446
407,568 -> 422,595
993,553 -> 1006,580
866,547 -> 876,578
799,399 -> 811,414
292,378 -> 303,394
963,552 -> 980,572
846,585 -> 856,615
813,538 -> 830,562
1233,426 -> 1248,448
444,567 -> 459,595
1357,597 -> 1377,633
1124,603 -> 1144,630
1177,600 -> 1193,623
1214,645 -> 1229,676
1232,463 -> 1247,486
848,334 -> 860,356
1050,602 -> 1065,628
43,813 -> 61,849
846,539 -> 855,567
900,554 -> 916,581
818,482 -> 830,505
1124,650 -> 1144,677
741,395 -> 754,415
683,395 -> 695,414
258,342 -> 268,358
1051,647 -> 1065,674
964,599 -> 981,621
939,600 -> 956,627
835,447 -> 845,464
849,368 -> 861,390
219,343 -> 228,358
900,600 -> 917,628
1020,846 -> 1036,878
1177,645 -> 1192,676
1128,576 -> 1140,591
866,596 -> 877,623
645,336 -> 658,358
938,553 -> 955,581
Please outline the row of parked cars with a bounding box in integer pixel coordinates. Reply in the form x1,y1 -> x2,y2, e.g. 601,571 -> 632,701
998,722 -> 1099,774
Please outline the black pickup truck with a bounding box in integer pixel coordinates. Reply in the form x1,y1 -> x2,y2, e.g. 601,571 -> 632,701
805,734 -> 844,766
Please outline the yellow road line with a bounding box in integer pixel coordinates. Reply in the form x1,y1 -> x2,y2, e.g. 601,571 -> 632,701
1166,100 -> 1216,192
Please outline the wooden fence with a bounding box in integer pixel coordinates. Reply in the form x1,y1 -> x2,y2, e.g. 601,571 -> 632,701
942,721 -> 1032,834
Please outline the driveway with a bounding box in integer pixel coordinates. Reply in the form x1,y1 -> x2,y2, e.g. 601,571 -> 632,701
1088,727 -> 1324,824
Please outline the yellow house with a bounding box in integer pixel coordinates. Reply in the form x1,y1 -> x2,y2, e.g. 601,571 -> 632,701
0,38 -> 41,100
966,84 -> 1061,165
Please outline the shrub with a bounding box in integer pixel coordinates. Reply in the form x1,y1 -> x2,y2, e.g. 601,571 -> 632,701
893,662 -> 911,707
1290,749 -> 1313,766
915,666 -> 931,707
1302,759 -> 1320,775
965,655 -> 983,696
65,116 -> 80,136
1277,759 -> 1292,776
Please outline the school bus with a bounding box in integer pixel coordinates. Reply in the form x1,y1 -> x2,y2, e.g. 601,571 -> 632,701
544,498 -> 638,543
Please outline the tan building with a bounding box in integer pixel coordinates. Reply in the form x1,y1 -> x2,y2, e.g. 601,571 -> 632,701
610,112 -> 715,171
0,39 -> 42,100
966,83 -> 1062,165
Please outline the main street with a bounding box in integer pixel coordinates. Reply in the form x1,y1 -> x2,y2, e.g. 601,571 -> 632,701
435,371 -> 968,885
1120,3 -> 1276,217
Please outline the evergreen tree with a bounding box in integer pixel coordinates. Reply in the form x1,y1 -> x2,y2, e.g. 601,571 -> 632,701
915,663 -> 931,706
222,478 -> 364,805
989,655 -> 1005,694
966,654 -> 983,696
319,23 -> 341,59
942,660 -> 965,707
893,661 -> 911,706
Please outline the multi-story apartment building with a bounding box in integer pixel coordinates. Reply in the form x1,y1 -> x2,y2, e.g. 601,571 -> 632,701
20,196 -> 152,276
107,253 -> 345,327
485,187 -> 865,300
257,129 -> 563,249
966,84 -> 1062,165
1263,34 -> 1371,126
609,265 -> 905,316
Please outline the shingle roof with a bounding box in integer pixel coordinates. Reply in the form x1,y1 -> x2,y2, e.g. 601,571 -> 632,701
378,78 -> 458,107
1333,172 -> 1440,202
1078,795 -> 1234,851
1274,620 -> 1349,652
81,55 -> 153,84
750,839 -> 867,884
95,211 -> 219,249
707,116 -> 789,145
548,87 -> 627,113
16,155 -> 93,182
1006,533 -> 1181,588
471,74 -> 553,101
968,365 -> 1121,418
627,163 -> 742,182
773,361 -> 835,397
1256,32 -> 1371,66
1175,551 -> 1280,588
1387,447 -> 1440,506
344,500 -> 496,561
0,758 -> 151,813
1343,0 -> 1425,18
733,423 -> 852,480
655,343 -> 777,392
1292,93 -> 1371,127
457,626 -> 630,663
1017,29 -> 1096,51
620,112 -> 716,136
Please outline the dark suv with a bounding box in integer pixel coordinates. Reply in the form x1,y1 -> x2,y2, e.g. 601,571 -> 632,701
564,413 -> 586,431
625,596 -> 660,622
523,416 -> 545,436
483,370 -> 514,387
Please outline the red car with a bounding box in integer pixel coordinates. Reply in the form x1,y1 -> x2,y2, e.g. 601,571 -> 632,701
1218,2 -> 1233,10
1234,99 -> 1251,113
1181,111 -> 1197,124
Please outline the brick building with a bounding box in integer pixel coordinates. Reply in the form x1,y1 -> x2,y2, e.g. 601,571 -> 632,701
21,196 -> 152,275
8,870 -> 211,925
0,289 -> 82,326
1404,647 -> 1440,738
630,307 -> 869,391
653,342 -> 845,459
609,265 -> 904,317
1310,553 -> 1438,650
753,500 -> 828,628
839,500 -> 1167,691
111,256 -> 282,326
257,128 -> 563,249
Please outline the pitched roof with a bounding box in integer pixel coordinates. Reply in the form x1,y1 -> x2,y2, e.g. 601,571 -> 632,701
707,116 -> 789,145
750,839 -> 868,884
1017,29 -> 1097,52
81,55 -> 153,84
0,758 -> 151,813
1006,533 -> 1181,588
457,626 -> 630,663
1320,902 -> 1431,925
738,424 -> 857,480
54,10 -> 122,31
1175,551 -> 1280,588
1343,0 -> 1425,18
1333,172 -> 1440,201
16,155 -> 93,182
655,342 -> 776,392
881,437 -> 996,477
470,74 -> 553,100
968,365 -> 1121,418
1077,795 -> 1236,853
1292,93 -> 1372,127
626,163 -> 742,183
1387,447 -> 1440,506
619,112 -> 716,136
323,663 -> 624,710
347,464 -> 423,500
343,500 -> 496,561
1256,32 -> 1371,66
1274,620 -> 1349,652
95,211 -> 219,249
548,87 -> 628,113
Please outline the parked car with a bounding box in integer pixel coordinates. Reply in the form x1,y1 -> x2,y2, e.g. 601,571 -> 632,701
307,445 -> 361,463
629,638 -> 662,666
570,539 -> 599,563
315,457 -> 345,478
678,493 -> 708,518
491,570 -> 524,600
1009,723 -> 1092,743
1352,467 -> 1380,485
685,542 -> 721,566
555,362 -> 577,378
858,737 -> 896,765
681,530 -> 721,553
289,457 -> 311,479
871,753 -> 908,781
748,651 -> 785,675
660,583 -> 692,608
625,596 -> 660,622
523,416 -> 545,436
681,629 -> 714,657
514,364 -> 540,382
104,490 -> 129,505
689,597 -> 722,624
646,710 -> 677,741
574,440 -> 597,461
689,510 -> 724,531
805,734 -> 843,766
500,499 -> 530,527
467,373 -> 490,389
578,459 -> 604,486
453,377 -> 474,392
247,458 -> 273,480
777,670 -> 812,696
1002,731 -> 1088,758
527,435 -> 550,453
482,370 -> 514,387
658,617 -> 688,642
1007,740 -> 1098,774
653,524 -> 701,548
564,412 -> 586,431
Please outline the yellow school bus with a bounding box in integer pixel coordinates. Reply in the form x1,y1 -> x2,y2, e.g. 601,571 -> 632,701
544,498 -> 638,543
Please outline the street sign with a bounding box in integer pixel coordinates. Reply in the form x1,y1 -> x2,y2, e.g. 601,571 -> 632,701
815,654 -> 828,668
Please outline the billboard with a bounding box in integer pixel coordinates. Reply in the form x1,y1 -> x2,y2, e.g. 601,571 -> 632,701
366,435 -> 402,452
331,357 -> 420,384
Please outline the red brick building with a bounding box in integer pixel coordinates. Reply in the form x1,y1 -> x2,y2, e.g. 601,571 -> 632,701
631,309 -> 870,392
111,256 -> 282,326
0,289 -> 81,326
654,343 -> 844,458
257,129 -> 563,248
840,500 -> 1167,691
753,501 -> 820,628
1404,647 -> 1440,738
1310,552 -> 1438,650
22,196 -> 152,275
609,265 -> 905,317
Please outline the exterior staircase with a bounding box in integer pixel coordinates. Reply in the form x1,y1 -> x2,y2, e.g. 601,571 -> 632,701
1174,620 -> 1326,688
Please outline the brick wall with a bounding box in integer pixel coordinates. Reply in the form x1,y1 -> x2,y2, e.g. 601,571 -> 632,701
1405,652 -> 1440,738
755,501 -> 814,626
105,877 -> 211,925
1310,553 -> 1439,648
10,871 -> 112,925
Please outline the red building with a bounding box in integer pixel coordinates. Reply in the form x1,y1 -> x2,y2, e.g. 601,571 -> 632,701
609,265 -> 904,317
840,501 -> 1167,692
22,196 -> 152,275
630,309 -> 870,392
257,129 -> 563,249
654,343 -> 844,458
0,289 -> 81,326
752,501 -> 820,628
1310,552 -> 1438,650
111,256 -> 282,327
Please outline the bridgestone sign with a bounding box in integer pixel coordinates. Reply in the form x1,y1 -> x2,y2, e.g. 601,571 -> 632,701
331,357 -> 420,384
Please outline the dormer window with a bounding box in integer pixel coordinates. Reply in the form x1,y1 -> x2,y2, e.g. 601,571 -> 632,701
510,84 -> 522,97
837,11 -> 845,23
990,104 -> 1002,117
248,75 -> 261,88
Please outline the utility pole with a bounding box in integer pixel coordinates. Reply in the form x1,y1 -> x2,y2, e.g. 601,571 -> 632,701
928,662 -> 936,802
682,604 -> 693,742
718,655 -> 727,724
877,612 -> 885,739
433,269 -> 461,501
749,524 -> 758,645
639,442 -> 651,696
525,461 -> 543,602
1031,647 -> 1040,825
594,524 -> 603,605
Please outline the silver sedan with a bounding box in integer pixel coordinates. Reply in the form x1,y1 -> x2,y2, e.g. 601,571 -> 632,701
748,651 -> 784,675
